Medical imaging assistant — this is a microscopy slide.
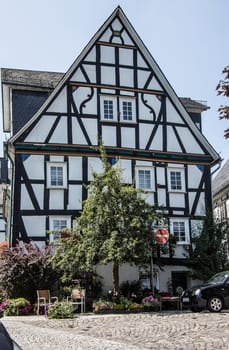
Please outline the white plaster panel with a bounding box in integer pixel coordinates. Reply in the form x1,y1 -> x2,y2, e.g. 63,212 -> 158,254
72,87 -> 97,115
167,126 -> 182,152
72,117 -> 87,144
25,115 -> 56,142
70,67 -> 87,83
157,189 -> 166,206
101,66 -> 116,85
49,117 -> 67,143
169,193 -> 185,207
100,45 -> 115,64
67,185 -> 82,210
49,190 -> 64,209
33,184 -> 44,209
194,193 -> 205,216
84,46 -> 96,62
21,184 -> 34,210
176,127 -> 204,154
111,18 -> 122,30
121,30 -> 134,46
188,165 -> 203,188
102,125 -> 116,146
82,118 -> 98,145
23,155 -> 44,179
88,157 -> 103,181
156,167 -> 165,185
139,123 -> 153,149
99,28 -> 113,42
69,157 -> 82,180
50,156 -> 64,162
119,68 -> 133,87
136,160 -> 153,166
117,159 -> 132,184
121,128 -> 135,148
166,99 -> 185,124
47,87 -> 67,113
137,52 -> 148,68
119,48 -> 133,65
149,126 -> 163,151
138,93 -> 161,120
82,64 -> 96,84
138,70 -> 151,89
190,220 -> 203,238
22,216 -> 46,237
148,76 -> 163,91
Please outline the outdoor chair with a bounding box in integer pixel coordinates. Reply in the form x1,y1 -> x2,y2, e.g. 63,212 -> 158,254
36,290 -> 58,315
67,288 -> 86,313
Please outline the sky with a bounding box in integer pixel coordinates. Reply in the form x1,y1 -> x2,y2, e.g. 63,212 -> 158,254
0,0 -> 228,166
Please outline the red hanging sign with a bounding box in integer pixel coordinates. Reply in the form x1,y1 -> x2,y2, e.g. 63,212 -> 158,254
154,228 -> 169,244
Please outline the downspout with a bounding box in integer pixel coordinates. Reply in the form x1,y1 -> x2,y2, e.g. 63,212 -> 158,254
5,142 -> 15,247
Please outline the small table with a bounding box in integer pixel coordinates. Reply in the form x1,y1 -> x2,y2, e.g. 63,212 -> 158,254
160,296 -> 182,311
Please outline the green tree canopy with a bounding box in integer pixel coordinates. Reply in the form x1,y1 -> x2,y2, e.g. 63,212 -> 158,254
187,213 -> 229,281
216,66 -> 229,138
52,150 -> 162,294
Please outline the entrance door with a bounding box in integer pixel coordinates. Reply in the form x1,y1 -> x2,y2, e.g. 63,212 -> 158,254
172,272 -> 187,295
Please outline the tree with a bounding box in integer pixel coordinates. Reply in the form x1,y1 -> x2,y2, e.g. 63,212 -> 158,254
216,66 -> 229,138
0,242 -> 59,302
52,150 -> 162,295
187,213 -> 229,281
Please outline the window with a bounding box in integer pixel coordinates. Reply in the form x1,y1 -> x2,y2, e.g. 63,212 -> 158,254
168,168 -> 185,192
170,219 -> 189,244
49,216 -> 71,243
100,95 -> 135,122
136,167 -> 154,191
47,162 -> 67,188
122,101 -> 132,121
103,100 -> 113,120
100,96 -> 117,121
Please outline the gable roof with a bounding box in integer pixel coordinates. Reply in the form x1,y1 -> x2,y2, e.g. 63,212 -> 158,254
213,159 -> 229,195
7,6 -> 220,164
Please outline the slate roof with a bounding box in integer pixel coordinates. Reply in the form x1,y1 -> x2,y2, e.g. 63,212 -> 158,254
213,159 -> 229,195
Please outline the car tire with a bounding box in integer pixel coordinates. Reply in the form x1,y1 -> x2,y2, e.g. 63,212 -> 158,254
207,296 -> 223,312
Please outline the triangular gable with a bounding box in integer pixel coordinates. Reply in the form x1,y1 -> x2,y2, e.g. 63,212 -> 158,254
9,6 -> 219,164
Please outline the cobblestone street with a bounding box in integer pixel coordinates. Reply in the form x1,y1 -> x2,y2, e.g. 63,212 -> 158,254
2,311 -> 229,350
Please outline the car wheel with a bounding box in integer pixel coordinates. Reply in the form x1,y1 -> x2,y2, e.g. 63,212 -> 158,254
207,296 -> 223,312
190,306 -> 201,312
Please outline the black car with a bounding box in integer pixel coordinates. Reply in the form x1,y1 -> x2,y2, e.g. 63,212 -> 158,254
181,271 -> 229,312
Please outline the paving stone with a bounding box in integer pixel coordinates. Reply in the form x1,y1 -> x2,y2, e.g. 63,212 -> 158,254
1,310 -> 229,350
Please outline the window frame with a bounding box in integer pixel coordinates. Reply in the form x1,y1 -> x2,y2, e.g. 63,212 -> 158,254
136,167 -> 155,191
100,95 -> 117,121
168,168 -> 185,193
119,97 -> 136,123
49,216 -> 71,243
47,162 -> 67,189
169,218 -> 190,244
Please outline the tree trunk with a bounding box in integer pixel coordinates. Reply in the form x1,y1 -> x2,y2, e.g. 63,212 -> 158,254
112,262 -> 119,296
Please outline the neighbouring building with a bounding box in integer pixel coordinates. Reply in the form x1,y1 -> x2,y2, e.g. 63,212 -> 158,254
1,7 -> 220,293
213,159 -> 229,224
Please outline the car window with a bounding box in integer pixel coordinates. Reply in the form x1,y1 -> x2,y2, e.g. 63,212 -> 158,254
207,272 -> 229,284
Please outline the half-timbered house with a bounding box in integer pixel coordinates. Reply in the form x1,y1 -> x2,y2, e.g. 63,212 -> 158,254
1,7 -> 220,292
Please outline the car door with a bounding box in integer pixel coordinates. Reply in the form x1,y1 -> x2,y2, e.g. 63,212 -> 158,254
220,277 -> 229,308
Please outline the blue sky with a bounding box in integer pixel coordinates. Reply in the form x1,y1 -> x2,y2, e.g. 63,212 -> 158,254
0,0 -> 228,164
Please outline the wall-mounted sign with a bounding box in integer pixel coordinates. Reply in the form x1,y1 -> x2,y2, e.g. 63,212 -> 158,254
154,228 -> 169,244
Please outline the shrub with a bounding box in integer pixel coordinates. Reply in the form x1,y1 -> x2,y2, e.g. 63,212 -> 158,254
48,302 -> 74,319
0,242 -> 60,302
3,298 -> 31,316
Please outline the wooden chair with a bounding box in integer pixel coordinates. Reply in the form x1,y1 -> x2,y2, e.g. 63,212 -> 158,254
36,290 -> 58,315
67,288 -> 86,313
